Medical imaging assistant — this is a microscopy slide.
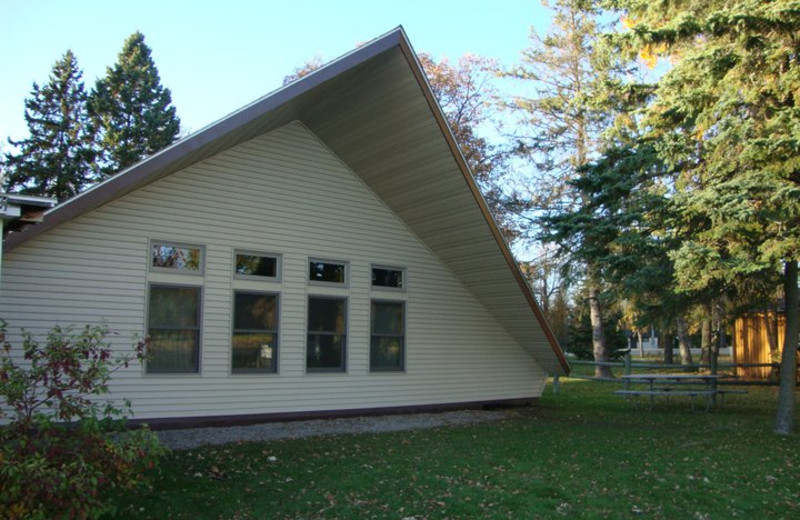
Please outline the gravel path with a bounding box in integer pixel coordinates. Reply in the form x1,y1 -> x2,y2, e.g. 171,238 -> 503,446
157,409 -> 514,450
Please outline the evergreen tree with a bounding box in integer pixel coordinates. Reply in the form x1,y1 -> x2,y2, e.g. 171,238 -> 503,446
89,31 -> 180,174
505,0 -> 629,377
619,0 -> 800,433
2,51 -> 97,202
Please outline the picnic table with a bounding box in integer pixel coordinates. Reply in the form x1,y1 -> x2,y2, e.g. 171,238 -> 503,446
614,374 -> 745,411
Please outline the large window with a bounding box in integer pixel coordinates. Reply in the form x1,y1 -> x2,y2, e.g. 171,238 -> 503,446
232,292 -> 279,373
370,300 -> 405,371
307,297 -> 347,372
147,285 -> 201,373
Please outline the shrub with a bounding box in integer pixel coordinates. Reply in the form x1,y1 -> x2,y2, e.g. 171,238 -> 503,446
0,321 -> 166,519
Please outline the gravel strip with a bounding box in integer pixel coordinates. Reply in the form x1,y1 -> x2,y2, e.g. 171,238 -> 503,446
157,409 -> 514,450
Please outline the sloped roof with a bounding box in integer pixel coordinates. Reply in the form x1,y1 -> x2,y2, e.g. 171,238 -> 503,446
4,27 -> 568,375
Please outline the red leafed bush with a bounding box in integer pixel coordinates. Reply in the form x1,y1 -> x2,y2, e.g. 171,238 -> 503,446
0,321 -> 166,519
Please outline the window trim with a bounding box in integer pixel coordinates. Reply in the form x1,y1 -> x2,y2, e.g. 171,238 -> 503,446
370,264 -> 407,292
308,258 -> 349,288
145,282 -> 203,375
149,240 -> 205,276
369,298 -> 406,372
233,250 -> 282,282
306,295 -> 348,373
230,289 -> 280,375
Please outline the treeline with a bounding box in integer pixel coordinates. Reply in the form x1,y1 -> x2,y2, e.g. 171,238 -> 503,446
1,32 -> 180,201
496,0 -> 799,435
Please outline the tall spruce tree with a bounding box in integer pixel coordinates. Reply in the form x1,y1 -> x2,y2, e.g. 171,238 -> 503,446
619,0 -> 800,433
2,51 -> 97,202
89,31 -> 180,174
505,0 -> 627,377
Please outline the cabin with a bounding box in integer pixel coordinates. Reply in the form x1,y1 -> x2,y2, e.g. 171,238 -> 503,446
0,27 -> 568,427
733,310 -> 787,380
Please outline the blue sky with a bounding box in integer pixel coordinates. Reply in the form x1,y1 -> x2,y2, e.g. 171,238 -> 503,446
1,0 -> 554,144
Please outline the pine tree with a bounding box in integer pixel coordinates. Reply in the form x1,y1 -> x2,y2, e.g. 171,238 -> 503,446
2,50 -> 97,202
89,31 -> 180,174
505,0 -> 629,377
619,0 -> 800,433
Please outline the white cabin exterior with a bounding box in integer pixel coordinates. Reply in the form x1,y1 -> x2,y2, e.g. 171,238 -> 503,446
0,28 -> 567,426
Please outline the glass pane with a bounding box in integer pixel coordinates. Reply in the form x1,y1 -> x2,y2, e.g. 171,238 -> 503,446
309,261 -> 345,283
370,336 -> 404,370
236,253 -> 277,277
148,286 -> 200,328
308,298 -> 346,333
306,334 -> 345,369
232,332 -> 276,372
147,329 -> 198,373
372,268 -> 403,288
152,243 -> 201,271
371,301 -> 404,335
234,293 -> 277,330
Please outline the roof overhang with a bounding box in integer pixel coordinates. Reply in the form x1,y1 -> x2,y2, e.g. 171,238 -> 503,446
3,27 -> 568,375
1,193 -> 56,235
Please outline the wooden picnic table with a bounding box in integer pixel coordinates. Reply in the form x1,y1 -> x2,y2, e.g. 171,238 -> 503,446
615,374 -> 735,411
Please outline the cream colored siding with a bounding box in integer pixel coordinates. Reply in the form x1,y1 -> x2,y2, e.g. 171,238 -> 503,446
0,122 -> 547,420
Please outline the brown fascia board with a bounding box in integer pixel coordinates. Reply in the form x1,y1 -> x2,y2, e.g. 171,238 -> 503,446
396,36 -> 569,375
3,26 -> 405,252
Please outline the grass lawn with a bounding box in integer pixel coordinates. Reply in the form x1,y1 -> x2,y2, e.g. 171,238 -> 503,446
107,377 -> 799,519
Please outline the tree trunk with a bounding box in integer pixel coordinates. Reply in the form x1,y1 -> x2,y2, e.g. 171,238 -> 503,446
775,260 -> 798,435
764,305 -> 781,380
637,330 -> 644,357
700,306 -> 712,364
662,330 -> 675,365
588,282 -> 611,379
676,316 -> 694,366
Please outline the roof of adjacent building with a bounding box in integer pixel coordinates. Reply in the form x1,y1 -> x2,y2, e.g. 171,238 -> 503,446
3,26 -> 569,375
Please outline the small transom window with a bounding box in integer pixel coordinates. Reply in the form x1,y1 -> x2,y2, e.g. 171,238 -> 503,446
309,260 -> 347,284
372,267 -> 404,289
235,251 -> 280,279
151,242 -> 203,272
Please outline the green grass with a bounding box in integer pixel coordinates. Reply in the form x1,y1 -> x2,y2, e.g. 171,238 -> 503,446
106,379 -> 800,519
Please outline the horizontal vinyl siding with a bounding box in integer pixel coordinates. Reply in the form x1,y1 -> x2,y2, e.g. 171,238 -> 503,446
0,122 -> 547,421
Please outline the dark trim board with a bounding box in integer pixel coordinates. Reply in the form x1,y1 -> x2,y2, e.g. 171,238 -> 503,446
129,397 -> 538,431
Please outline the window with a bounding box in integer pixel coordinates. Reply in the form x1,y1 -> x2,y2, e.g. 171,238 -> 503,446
151,242 -> 203,272
372,266 -> 405,289
232,292 -> 279,373
147,285 -> 201,373
370,300 -> 405,371
235,251 -> 280,280
307,297 -> 347,371
309,260 -> 347,285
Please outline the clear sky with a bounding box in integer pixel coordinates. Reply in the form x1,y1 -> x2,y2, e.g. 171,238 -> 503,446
1,0 -> 553,144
